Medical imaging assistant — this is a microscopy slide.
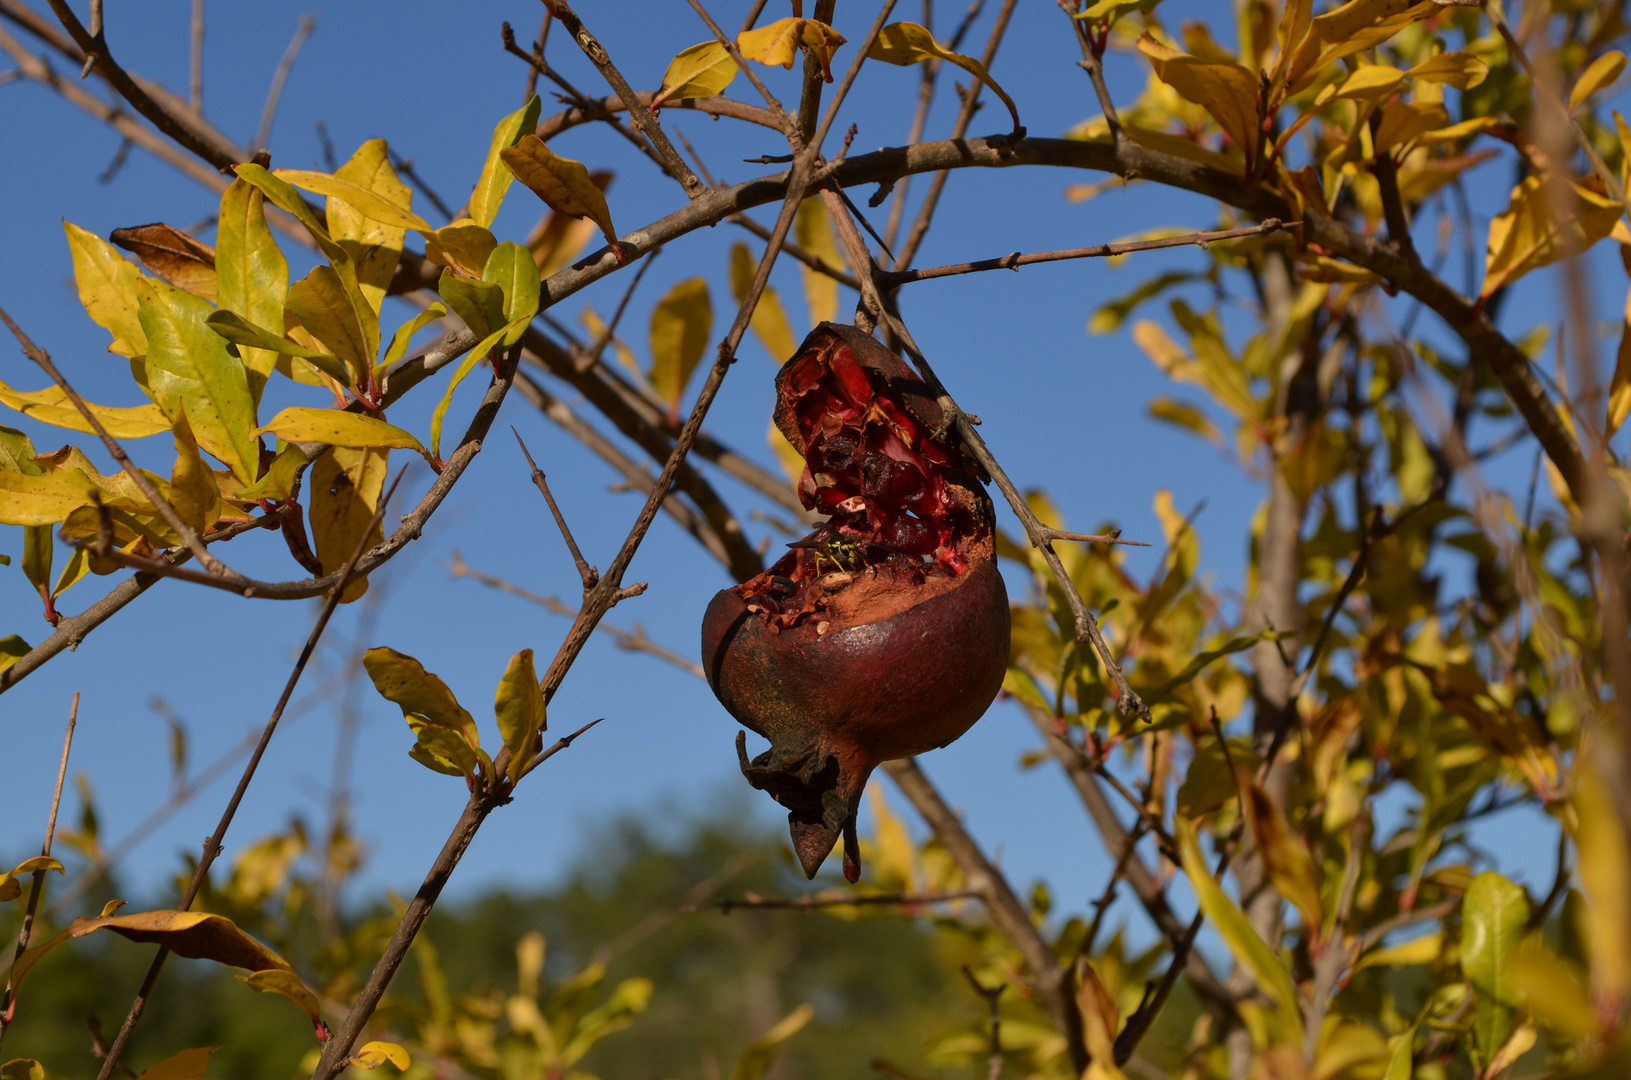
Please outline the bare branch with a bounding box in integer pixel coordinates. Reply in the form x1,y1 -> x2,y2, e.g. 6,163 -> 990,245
0,692 -> 76,1047
251,11 -> 315,153
884,758 -> 1087,1075
883,220 -> 1290,287
0,303 -> 226,575
690,889 -> 980,913
545,2 -> 704,198
513,428 -> 598,591
188,0 -> 202,113
523,9 -> 550,103
94,467 -> 407,1080
447,550 -> 705,679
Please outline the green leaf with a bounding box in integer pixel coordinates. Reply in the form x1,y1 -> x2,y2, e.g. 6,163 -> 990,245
427,318 -> 525,461
438,269 -> 506,343
561,976 -> 656,1069
1463,870 -> 1528,1065
137,279 -> 261,486
469,95 -> 542,229
494,648 -> 546,784
729,1004 -> 814,1080
216,178 -> 289,404
1090,271 -> 1195,335
1175,818 -> 1304,1045
62,221 -> 148,357
648,277 -> 712,411
204,311 -> 351,386
484,241 -> 541,344
376,305 -> 447,378
133,1045 -> 222,1080
232,443 -> 310,503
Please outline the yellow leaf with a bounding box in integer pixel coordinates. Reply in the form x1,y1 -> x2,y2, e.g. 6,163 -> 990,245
0,467 -> 104,526
729,243 -> 797,362
1353,931 -> 1441,972
654,41 -> 739,108
1175,818 -> 1304,1046
362,647 -> 482,748
307,445 -> 387,601
1138,35 -> 1259,169
1373,101 -> 1449,155
469,95 -> 542,230
0,856 -> 64,901
500,136 -> 618,254
1075,960 -> 1128,1079
1571,50 -> 1627,112
347,1042 -> 411,1071
648,277 -> 712,411
275,168 -> 431,234
494,648 -> 546,784
863,784 -> 918,892
794,198 -> 845,327
0,379 -> 170,439
238,968 -> 329,1040
375,304 -> 448,379
525,170 -> 613,277
0,1060 -> 43,1080
63,221 -> 148,357
739,18 -> 847,80
427,316 -> 528,460
133,1046 -> 222,1080
1611,271 -> 1631,438
204,311 -> 350,387
286,265 -> 372,387
1408,51 -> 1488,90
254,407 -> 429,461
110,223 -> 218,304
1315,63 -> 1405,107
868,23 -> 1020,133
729,1004 -> 814,1080
329,138 -> 415,314
1284,0 -> 1437,97
1483,175 -> 1623,299
70,908 -> 293,971
168,408 -> 221,536
426,219 -> 499,279
1570,768 -> 1631,1000
1512,936 -> 1594,1041
216,177 -> 288,404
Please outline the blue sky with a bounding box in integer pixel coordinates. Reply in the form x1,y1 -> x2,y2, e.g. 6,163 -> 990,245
0,0 -> 1605,936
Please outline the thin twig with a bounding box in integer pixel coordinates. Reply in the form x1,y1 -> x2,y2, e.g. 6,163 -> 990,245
0,693 -> 76,1046
251,12 -> 314,153
546,2 -> 704,198
523,10 -> 550,103
731,212 -> 862,289
1062,0 -> 1123,145
0,303 -> 227,576
93,468 -> 406,1080
447,550 -> 704,679
893,0 -> 1020,271
580,245 -> 658,370
883,221 -> 1290,287
309,718 -> 603,1080
513,429 -> 598,591
188,0 -> 202,113
962,967 -> 1005,1080
386,150 -> 454,222
693,889 -> 981,913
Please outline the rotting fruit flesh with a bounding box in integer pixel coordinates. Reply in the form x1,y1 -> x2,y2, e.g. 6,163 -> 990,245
701,323 -> 1010,882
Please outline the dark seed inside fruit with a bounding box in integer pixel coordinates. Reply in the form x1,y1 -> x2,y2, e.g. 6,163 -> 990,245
700,324 -> 1011,880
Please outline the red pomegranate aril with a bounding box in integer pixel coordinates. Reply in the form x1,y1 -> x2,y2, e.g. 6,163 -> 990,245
701,323 -> 1011,881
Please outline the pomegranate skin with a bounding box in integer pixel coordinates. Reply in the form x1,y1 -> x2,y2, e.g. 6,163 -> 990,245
701,323 -> 1011,880
703,558 -> 1009,878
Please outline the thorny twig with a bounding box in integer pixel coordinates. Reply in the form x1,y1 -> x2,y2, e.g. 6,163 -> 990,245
0,693 -> 76,1046
513,429 -> 598,591
692,889 -> 981,913
447,550 -> 705,679
95,469 -> 407,1080
882,220 -> 1291,287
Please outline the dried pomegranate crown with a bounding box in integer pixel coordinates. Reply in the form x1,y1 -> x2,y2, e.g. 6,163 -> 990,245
701,324 -> 1010,882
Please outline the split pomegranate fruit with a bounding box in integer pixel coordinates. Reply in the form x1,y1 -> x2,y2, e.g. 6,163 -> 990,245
701,323 -> 1010,881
